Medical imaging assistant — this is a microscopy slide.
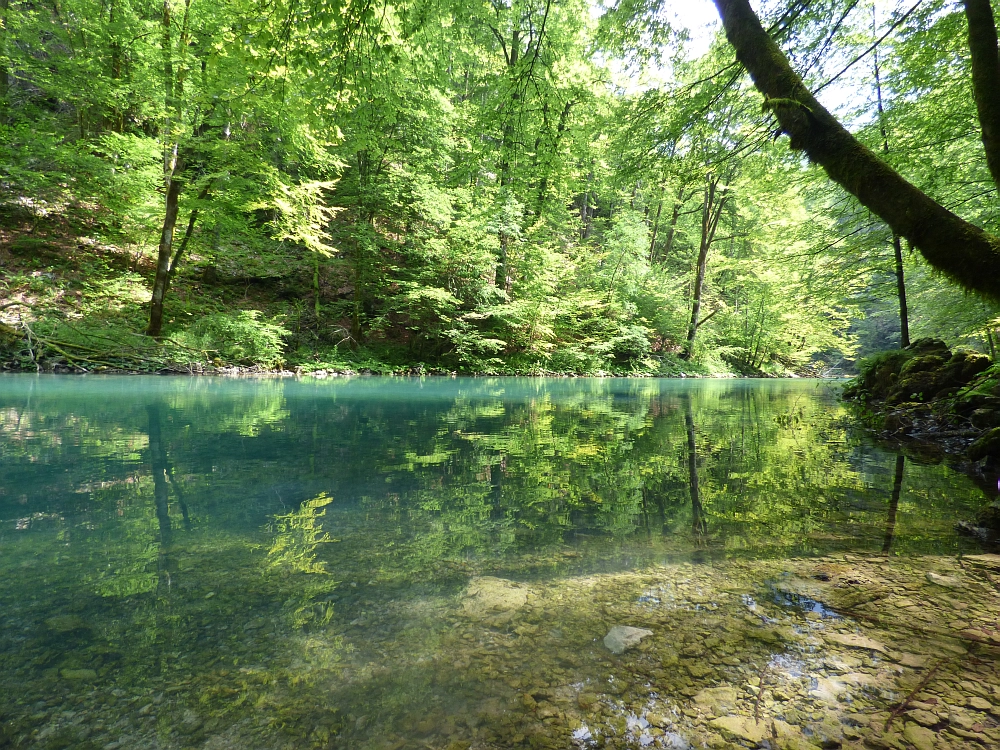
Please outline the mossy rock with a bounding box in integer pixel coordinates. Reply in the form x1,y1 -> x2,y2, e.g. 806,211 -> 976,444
907,337 -> 949,355
970,408 -> 1000,430
958,352 -> 992,380
899,354 -> 947,377
969,428 -> 1000,462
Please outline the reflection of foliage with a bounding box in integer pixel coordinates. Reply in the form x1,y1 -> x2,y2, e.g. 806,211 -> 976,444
266,494 -> 338,628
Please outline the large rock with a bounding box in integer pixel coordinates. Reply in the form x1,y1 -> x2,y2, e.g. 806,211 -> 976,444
692,685 -> 739,715
603,625 -> 653,654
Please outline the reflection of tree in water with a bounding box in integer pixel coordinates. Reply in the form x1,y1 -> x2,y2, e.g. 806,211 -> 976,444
883,454 -> 905,554
147,404 -> 174,590
685,401 -> 708,540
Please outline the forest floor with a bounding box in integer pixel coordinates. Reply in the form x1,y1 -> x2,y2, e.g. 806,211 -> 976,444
0,200 -> 812,379
0,202 -> 740,378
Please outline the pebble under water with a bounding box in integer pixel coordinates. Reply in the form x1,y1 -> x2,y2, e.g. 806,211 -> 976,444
0,375 -> 998,750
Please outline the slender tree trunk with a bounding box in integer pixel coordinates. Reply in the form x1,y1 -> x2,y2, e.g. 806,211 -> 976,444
1,0 -> 11,116
662,187 -> 685,259
682,176 -> 727,360
988,328 -> 997,360
874,33 -> 910,348
893,237 -> 910,347
712,0 -> 1000,301
147,152 -> 182,337
648,186 -> 665,261
882,454 -> 904,554
147,0 -> 176,337
964,0 -> 1000,190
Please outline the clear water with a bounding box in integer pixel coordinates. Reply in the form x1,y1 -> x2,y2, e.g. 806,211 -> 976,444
1,375 -> 998,750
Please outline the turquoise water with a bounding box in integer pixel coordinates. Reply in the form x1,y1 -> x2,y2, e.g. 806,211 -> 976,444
0,375 -> 997,750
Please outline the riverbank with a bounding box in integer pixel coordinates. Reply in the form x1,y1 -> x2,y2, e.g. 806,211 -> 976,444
1,203 -> 842,379
843,338 -> 1000,543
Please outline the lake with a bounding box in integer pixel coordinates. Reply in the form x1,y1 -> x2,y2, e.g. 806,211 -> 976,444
1,375 -> 998,749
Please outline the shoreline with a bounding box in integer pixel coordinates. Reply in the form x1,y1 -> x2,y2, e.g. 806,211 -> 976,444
0,367 -> 846,380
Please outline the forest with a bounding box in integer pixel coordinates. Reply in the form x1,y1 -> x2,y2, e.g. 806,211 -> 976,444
2,0 -> 1000,375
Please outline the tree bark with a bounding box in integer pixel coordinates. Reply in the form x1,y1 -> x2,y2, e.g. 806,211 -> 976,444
874,35 -> 910,348
0,0 -> 10,115
964,0 -> 1000,190
682,175 -> 727,360
893,237 -> 910,348
648,187 -> 664,261
713,0 -> 1000,301
146,151 -> 183,337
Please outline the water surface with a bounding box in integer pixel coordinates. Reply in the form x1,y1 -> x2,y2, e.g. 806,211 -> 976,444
1,376 -> 997,750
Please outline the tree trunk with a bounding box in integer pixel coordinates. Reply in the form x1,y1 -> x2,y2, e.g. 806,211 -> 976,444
713,0 -> 1000,301
1,0 -> 10,116
893,237 -> 910,348
648,186 -> 664,261
874,36 -> 910,348
146,151 -> 183,337
682,175 -> 727,360
964,0 -> 1000,190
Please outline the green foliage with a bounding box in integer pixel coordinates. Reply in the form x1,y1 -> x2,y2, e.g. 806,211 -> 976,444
2,0 -> 995,372
183,311 -> 290,369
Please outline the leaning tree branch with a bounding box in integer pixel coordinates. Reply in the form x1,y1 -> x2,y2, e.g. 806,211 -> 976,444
713,0 -> 1000,302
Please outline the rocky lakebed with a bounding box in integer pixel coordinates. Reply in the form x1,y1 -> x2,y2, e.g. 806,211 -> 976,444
5,552 -> 999,750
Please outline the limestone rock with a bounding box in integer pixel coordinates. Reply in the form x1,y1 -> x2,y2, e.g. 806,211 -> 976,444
710,716 -> 768,744
968,696 -> 993,712
903,722 -> 937,750
824,632 -> 887,653
45,615 -> 89,633
907,709 -> 939,727
692,686 -> 739,715
710,716 -> 798,745
603,625 -> 653,654
964,554 -> 1000,571
925,572 -> 962,588
461,577 -> 529,620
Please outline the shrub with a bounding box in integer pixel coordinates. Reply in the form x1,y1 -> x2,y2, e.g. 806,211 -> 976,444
184,311 -> 290,368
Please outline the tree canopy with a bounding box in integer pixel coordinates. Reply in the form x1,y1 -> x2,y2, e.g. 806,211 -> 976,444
2,0 -> 1000,373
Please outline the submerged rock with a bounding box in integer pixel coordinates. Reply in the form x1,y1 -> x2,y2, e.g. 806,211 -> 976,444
709,715 -> 798,744
925,571 -> 963,588
823,633 -> 887,653
461,577 -> 529,620
60,668 -> 97,681
45,614 -> 89,633
603,625 -> 653,654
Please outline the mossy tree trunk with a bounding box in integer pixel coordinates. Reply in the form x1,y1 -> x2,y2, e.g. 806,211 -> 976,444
712,0 -> 1000,301
964,0 -> 1000,190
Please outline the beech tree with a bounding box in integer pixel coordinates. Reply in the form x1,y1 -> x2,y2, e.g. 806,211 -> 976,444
712,0 -> 1000,301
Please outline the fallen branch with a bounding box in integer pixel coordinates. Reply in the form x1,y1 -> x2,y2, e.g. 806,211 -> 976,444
883,656 -> 953,731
